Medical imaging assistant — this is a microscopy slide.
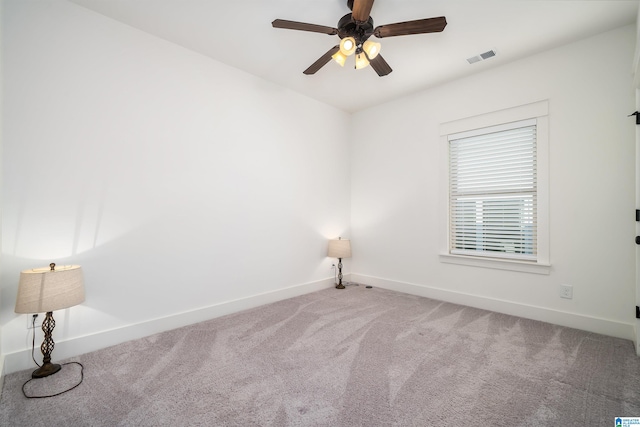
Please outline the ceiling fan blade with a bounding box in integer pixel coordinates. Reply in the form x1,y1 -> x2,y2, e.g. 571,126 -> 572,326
374,16 -> 447,38
351,0 -> 375,23
369,54 -> 392,77
272,19 -> 338,35
303,46 -> 340,75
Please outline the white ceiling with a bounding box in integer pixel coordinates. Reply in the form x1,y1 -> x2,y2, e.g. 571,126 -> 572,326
69,0 -> 638,113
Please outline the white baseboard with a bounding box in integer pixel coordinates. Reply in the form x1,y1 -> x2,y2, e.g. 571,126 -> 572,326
3,278 -> 336,375
0,353 -> 5,400
352,274 -> 636,342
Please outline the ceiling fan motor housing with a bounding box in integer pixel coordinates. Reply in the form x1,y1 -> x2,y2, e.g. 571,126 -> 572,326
337,13 -> 374,46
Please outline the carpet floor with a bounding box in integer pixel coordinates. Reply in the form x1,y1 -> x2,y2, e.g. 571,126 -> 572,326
1,284 -> 639,426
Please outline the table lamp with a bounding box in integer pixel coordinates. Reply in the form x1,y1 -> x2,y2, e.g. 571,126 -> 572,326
15,263 -> 85,378
328,237 -> 351,289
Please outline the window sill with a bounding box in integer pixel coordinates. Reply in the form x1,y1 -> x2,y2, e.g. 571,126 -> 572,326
439,254 -> 551,275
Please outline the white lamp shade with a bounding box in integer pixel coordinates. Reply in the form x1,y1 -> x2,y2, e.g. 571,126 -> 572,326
15,265 -> 85,314
332,50 -> 348,67
328,238 -> 351,259
362,40 -> 381,59
339,37 -> 356,56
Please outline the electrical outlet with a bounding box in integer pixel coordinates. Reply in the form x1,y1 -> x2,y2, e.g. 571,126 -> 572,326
27,314 -> 42,330
331,263 -> 336,270
559,284 -> 573,299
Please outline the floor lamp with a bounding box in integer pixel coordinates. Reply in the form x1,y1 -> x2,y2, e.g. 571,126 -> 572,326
15,263 -> 85,378
328,237 -> 351,289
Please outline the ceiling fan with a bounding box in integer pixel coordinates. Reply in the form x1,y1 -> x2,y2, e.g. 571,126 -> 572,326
272,0 -> 447,76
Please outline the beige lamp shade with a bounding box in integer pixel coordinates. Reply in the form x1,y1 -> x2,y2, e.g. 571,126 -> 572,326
328,238 -> 351,259
15,264 -> 85,314
355,52 -> 370,69
332,50 -> 348,67
362,40 -> 381,60
339,37 -> 357,56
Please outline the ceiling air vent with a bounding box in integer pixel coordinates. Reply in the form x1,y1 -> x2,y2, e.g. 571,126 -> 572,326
480,50 -> 496,60
467,50 -> 497,64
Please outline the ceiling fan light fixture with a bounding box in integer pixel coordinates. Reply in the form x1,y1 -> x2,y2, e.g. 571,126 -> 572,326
339,37 -> 357,56
272,5 -> 448,77
332,50 -> 348,67
355,52 -> 370,70
362,40 -> 381,59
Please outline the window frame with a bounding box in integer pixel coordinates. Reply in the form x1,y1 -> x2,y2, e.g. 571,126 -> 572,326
439,101 -> 550,275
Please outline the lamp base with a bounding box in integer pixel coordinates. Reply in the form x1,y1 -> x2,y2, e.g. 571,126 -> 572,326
32,362 -> 62,378
335,283 -> 345,289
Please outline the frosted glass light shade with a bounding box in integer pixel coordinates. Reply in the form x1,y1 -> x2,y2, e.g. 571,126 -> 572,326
339,37 -> 356,56
328,238 -> 351,259
355,53 -> 370,69
362,40 -> 381,59
332,50 -> 348,67
15,265 -> 85,313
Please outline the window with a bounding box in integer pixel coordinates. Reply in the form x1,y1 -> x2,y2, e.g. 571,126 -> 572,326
439,101 -> 549,274
449,120 -> 537,261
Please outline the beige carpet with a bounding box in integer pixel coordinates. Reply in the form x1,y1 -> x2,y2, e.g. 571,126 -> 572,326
1,284 -> 639,426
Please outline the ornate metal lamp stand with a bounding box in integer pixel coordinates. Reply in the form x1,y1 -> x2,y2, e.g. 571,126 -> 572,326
336,257 -> 345,289
32,311 -> 62,378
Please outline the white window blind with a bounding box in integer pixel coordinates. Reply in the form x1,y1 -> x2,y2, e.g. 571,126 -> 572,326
449,119 -> 537,261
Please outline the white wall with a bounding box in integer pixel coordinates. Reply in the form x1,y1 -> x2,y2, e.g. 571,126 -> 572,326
0,0 -> 351,373
351,25 -> 637,340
